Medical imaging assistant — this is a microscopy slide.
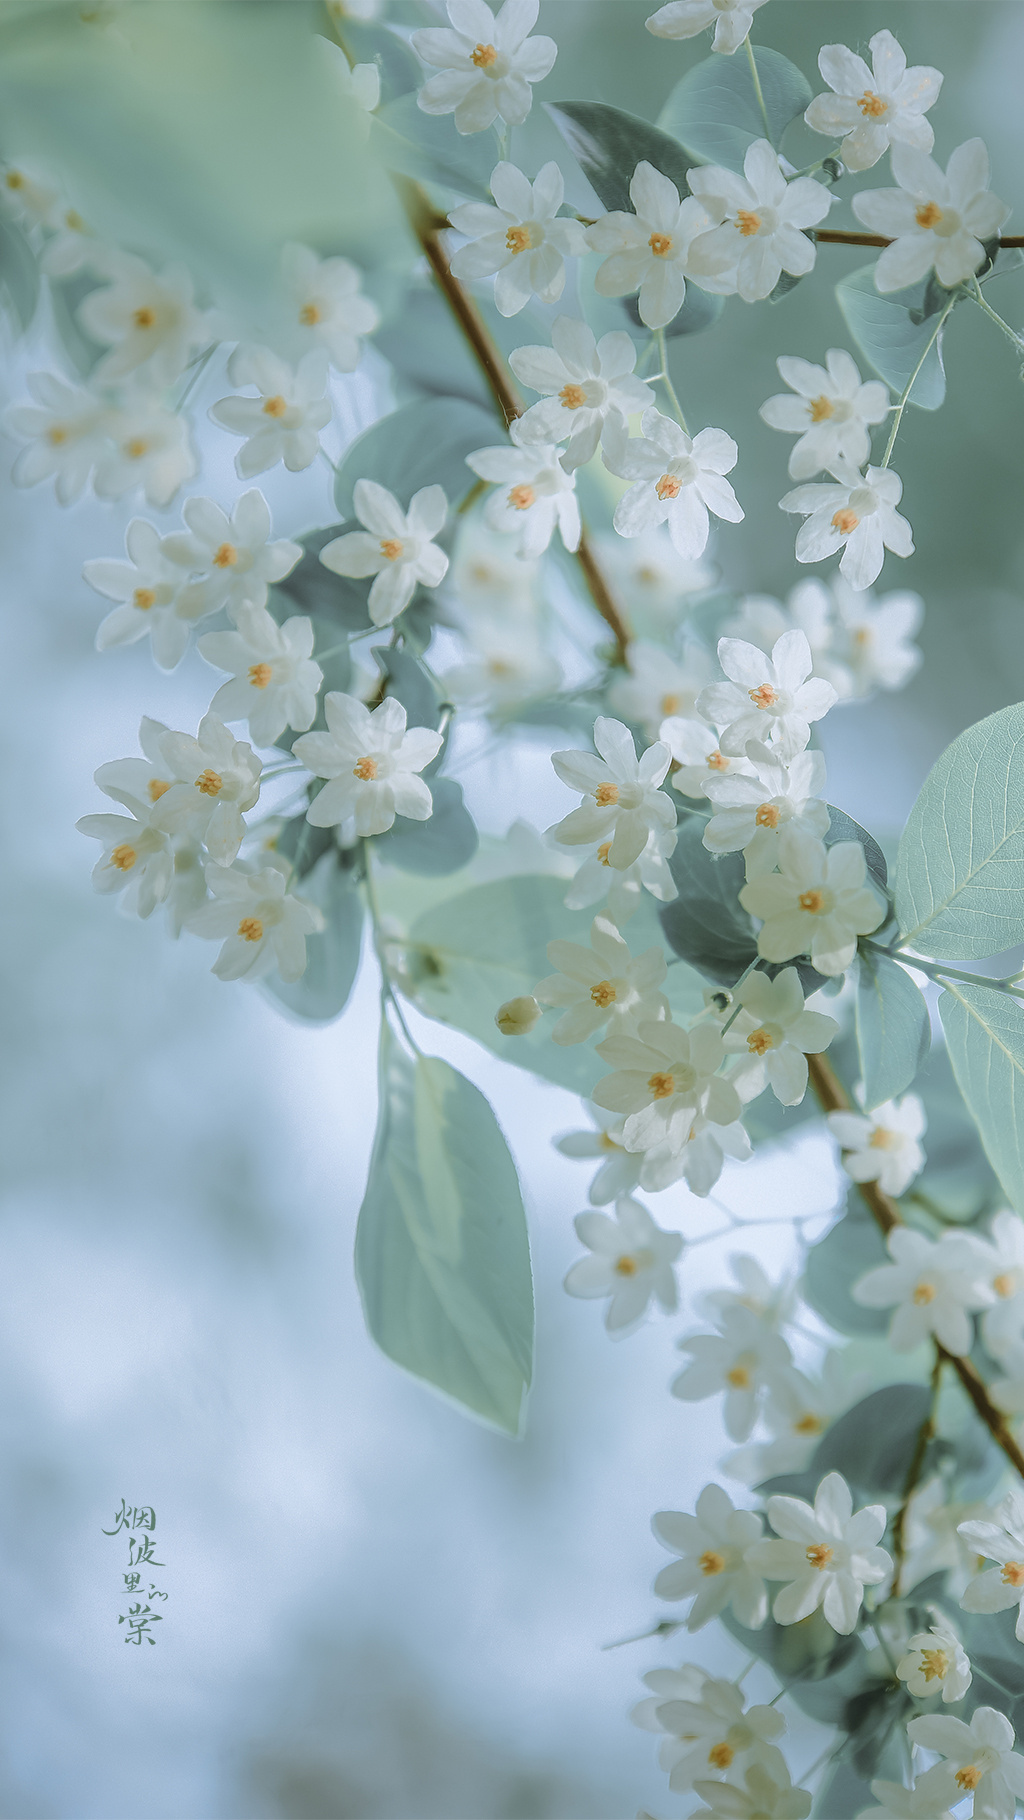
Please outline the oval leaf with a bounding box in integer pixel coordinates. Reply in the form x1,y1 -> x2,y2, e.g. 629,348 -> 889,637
374,777 -> 478,876
657,46 -> 812,173
939,981 -> 1024,1212
801,1198 -> 890,1338
545,99 -> 696,213
355,1022 -> 534,1433
811,1383 -> 932,1495
836,265 -> 946,410
659,814 -> 758,985
334,395 -> 501,521
855,950 -> 930,1110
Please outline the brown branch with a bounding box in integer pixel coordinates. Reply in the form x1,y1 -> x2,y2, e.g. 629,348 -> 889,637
806,1051 -> 1024,1482
817,231 -> 1024,249
393,175 -> 631,664
892,1351 -> 943,1595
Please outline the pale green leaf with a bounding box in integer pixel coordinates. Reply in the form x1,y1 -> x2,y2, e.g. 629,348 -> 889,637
895,699 -> 1024,959
811,1384 -> 931,1495
545,99 -> 697,213
370,94 -> 494,201
801,1197 -> 890,1338
355,1022 -> 533,1433
939,980 -> 1024,1212
855,951 -> 930,1110
0,214 -> 38,330
836,266 -> 946,410
375,778 -> 478,876
657,46 -> 812,173
334,395 -> 501,520
262,854 -> 364,1025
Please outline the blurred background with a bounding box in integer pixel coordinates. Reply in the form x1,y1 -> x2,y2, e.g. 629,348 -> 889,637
1,3 -> 1023,1815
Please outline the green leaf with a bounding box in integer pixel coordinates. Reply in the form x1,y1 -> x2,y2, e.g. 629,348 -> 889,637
334,18 -> 420,104
375,777 -> 478,876
371,644 -> 440,736
545,100 -> 697,213
939,981 -> 1024,1211
658,814 -> 758,985
855,951 -> 930,1110
374,286 -> 493,409
355,1022 -> 533,1433
0,213 -> 38,330
895,699 -> 1024,959
911,1040 -> 1001,1216
273,527 -> 373,633
657,46 -> 812,173
262,854 -> 364,1024
802,1197 -> 890,1337
825,803 -> 888,894
370,93 -> 495,201
334,395 -> 501,521
623,285 -> 723,339
719,1605 -> 856,1696
836,265 -> 946,410
811,1384 -> 931,1496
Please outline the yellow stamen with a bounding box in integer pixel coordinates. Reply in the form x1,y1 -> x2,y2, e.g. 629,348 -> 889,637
708,1743 -> 733,1770
747,1027 -> 774,1056
299,302 -> 321,326
471,40 -> 498,67
595,783 -> 619,806
133,306 -> 156,329
912,1281 -> 936,1305
379,538 -> 404,561
794,1413 -> 823,1435
353,756 -> 378,781
956,1768 -> 982,1793
5,171 -> 23,190
238,917 -> 263,943
799,889 -> 824,913
1001,1561 -> 1024,1587
736,210 -> 762,237
655,473 -> 681,500
700,1550 -> 726,1576
65,209 -> 85,231
509,483 -> 535,511
916,201 -> 943,230
125,438 -> 149,459
213,543 -> 238,568
919,1649 -> 949,1682
147,778 -> 171,802
47,426 -> 68,445
195,769 -> 223,797
262,394 -> 288,418
590,981 -> 617,1008
755,803 -> 780,828
248,663 -> 272,689
995,1272 -> 1018,1298
870,1127 -> 897,1149
660,693 -> 681,715
857,89 -> 888,118
809,395 -> 834,422
726,1365 -> 750,1388
648,232 -> 672,257
707,750 -> 728,771
806,1543 -> 833,1569
599,1131 -> 621,1152
133,588 -> 156,611
647,1071 -> 675,1100
832,508 -> 860,534
505,224 -> 532,254
597,841 -> 613,866
110,843 -> 136,871
749,684 -> 778,709
614,1255 -> 637,1276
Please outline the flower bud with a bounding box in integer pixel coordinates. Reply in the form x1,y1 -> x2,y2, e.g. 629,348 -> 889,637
495,995 -> 540,1037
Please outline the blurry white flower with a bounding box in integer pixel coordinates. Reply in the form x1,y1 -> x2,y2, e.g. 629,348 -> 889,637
6,372 -> 106,504
724,1356 -> 858,1484
832,1095 -> 928,1200
163,491 -> 302,619
740,829 -> 884,974
76,806 -> 172,918
703,1253 -> 795,1330
609,640 -> 715,743
747,1471 -> 891,1633
902,1477 -> 995,1598
697,630 -> 837,757
652,1483 -> 766,1630
188,864 -> 322,983
643,1108 -> 751,1196
906,1708 -> 1024,1820
199,604 -> 323,747
315,37 -> 381,116
658,1683 -> 786,1795
703,742 -> 830,876
853,1223 -> 993,1354
549,716 -> 676,869
662,718 -> 752,799
78,250 -> 208,386
722,967 -> 839,1104
449,161 -> 585,316
687,142 -> 832,303
564,827 -> 678,923
444,620 -> 560,709
280,242 -> 380,371
535,914 -> 667,1044
555,1104 -> 643,1205
594,1020 -> 739,1157
897,1626 -> 972,1703
597,526 -> 713,632
645,0 -> 768,54
509,316 -> 653,469
412,0 -> 557,134
84,518 -> 197,670
829,577 -> 923,696
564,1197 -> 682,1334
724,581 -> 850,694
93,399 -> 198,507
210,346 -> 331,477
959,1489 -> 1024,1642
853,139 -> 1010,292
672,1304 -> 792,1442
860,1768 -> 963,1820
0,163 -> 58,229
449,518 -> 537,612
975,1211 -> 1024,1358
781,460 -> 914,592
693,1765 -> 811,1820
606,408 -> 742,559
320,480 -> 448,626
587,161 -> 724,331
760,349 -> 889,481
805,31 -> 942,173
467,419 -> 581,557
294,692 -> 443,836
146,714 -> 262,865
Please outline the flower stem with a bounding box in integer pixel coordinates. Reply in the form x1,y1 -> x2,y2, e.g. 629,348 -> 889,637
891,1350 -> 943,1596
743,36 -> 772,146
719,955 -> 761,1034
175,341 -> 218,411
866,939 -> 1024,1000
363,838 -> 422,1056
879,293 -> 958,469
655,326 -> 689,434
971,274 -> 1024,360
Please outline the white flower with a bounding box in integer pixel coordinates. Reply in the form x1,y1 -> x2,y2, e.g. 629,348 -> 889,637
687,142 -> 832,303
92,400 -> 198,508
586,161 -> 725,331
703,1253 -> 795,1331
198,604 -> 323,747
6,372 -> 106,504
412,0 -> 556,135
564,827 -> 679,925
959,1488 -> 1024,1642
606,408 -> 742,560
76,805 -> 172,917
853,139 -> 1010,293
907,1708 -> 1024,1820
555,1104 -> 643,1205
162,491 -> 302,620
724,581 -> 850,695
596,526 -> 714,641
84,518 -> 198,670
747,1471 -> 892,1634
495,995 -> 540,1035
509,317 -> 653,470
449,518 -> 538,612
564,1197 -> 682,1334
652,1482 -> 767,1630
316,37 -> 381,117
78,250 -> 208,386
280,242 -> 380,371
608,640 -> 716,744
144,714 -> 262,865
724,1356 -> 859,1484
697,630 -> 837,757
448,161 -> 586,317
645,0 -> 769,55
781,459 -> 914,592
535,915 -> 668,1045
657,1683 -> 787,1795
549,716 -> 676,869
739,828 -> 885,974
703,742 -> 830,877
293,692 -> 443,836
975,1211 -> 1024,1358
828,576 -> 923,697
832,1095 -> 928,1201
760,349 -> 890,481
444,620 -> 561,710
662,719 -> 752,800
643,1109 -> 751,1197
853,1225 -> 993,1354
693,1765 -> 812,1820
0,163 -> 58,228
594,1020 -> 741,1157
671,1304 -> 792,1441
467,419 -> 581,557
859,1769 -> 960,1820
805,31 -> 942,173
319,481 -> 448,627
187,863 -> 322,983
722,968 -> 839,1105
897,1626 -> 972,1703
209,346 -> 331,478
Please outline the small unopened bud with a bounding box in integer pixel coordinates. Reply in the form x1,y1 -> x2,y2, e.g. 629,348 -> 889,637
495,995 -> 540,1037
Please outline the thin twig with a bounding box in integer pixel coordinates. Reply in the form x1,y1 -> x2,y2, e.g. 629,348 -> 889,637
891,1351 -> 943,1594
816,230 -> 1024,249
743,36 -> 773,146
880,293 -> 957,468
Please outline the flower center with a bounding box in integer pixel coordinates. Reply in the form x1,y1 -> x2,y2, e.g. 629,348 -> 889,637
736,209 -> 762,237
912,1280 -> 936,1305
794,1413 -> 823,1435
700,1550 -> 726,1576
707,750 -> 728,771
798,889 -> 825,913
919,1649 -> 949,1682
870,1127 -> 898,1148
110,843 -> 136,871
858,89 -> 888,117
614,1254 -> 637,1276
809,394 -> 834,422
726,1365 -> 750,1388
509,483 -> 535,510
125,438 -> 149,459
263,394 -> 288,417
956,1768 -> 982,1793
708,1743 -> 734,1769
559,383 -> 587,410
595,783 -> 619,806
749,684 -> 778,709
648,232 -> 673,257
471,40 -> 498,67
133,306 -> 156,329
755,802 -> 780,828
1001,1561 -> 1024,1586
379,538 -> 404,561
747,1027 -> 774,1055
133,587 -> 156,610
148,779 -> 171,803
916,201 -> 944,230
656,473 -> 682,500
47,426 -> 68,445
5,171 -> 23,189
832,508 -> 860,534
213,542 -> 238,568
195,769 -> 223,797
353,756 -> 378,781
647,1071 -> 675,1100
299,302 -> 321,325
995,1271 -> 1019,1298
596,841 -> 613,867
238,917 -> 263,942
590,980 -> 617,1008
248,663 -> 272,688
806,1543 -> 833,1570
65,209 -> 84,230
505,223 -> 534,254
